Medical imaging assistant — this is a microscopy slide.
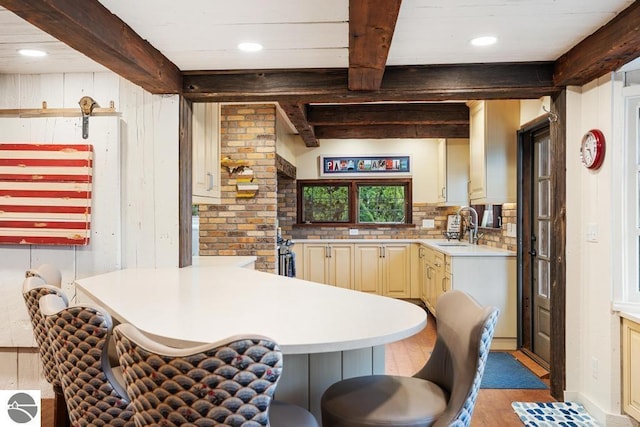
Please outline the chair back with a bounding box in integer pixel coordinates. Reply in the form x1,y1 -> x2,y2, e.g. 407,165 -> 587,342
40,294 -> 135,427
25,263 -> 62,287
22,276 -> 68,386
113,323 -> 283,426
414,290 -> 499,427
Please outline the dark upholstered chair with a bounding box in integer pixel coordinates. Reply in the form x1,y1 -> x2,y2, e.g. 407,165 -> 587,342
39,293 -> 136,427
113,323 -> 319,426
25,263 -> 62,287
22,266 -> 70,427
321,290 -> 499,427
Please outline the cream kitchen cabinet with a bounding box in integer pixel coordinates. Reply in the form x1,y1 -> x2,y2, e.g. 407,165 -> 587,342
192,102 -> 221,204
622,317 -> 640,422
422,246 -> 451,314
301,242 -> 354,289
437,138 -> 470,206
420,242 -> 516,349
417,246 -> 428,303
467,100 -> 519,204
354,243 -> 411,298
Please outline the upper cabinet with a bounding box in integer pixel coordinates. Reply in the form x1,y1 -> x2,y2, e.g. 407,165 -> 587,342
467,100 -> 520,204
192,103 -> 221,204
437,138 -> 469,206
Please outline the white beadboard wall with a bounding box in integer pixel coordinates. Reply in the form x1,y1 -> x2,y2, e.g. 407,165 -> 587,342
0,72 -> 180,396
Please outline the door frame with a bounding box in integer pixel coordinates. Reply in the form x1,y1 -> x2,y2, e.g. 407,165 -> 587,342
516,91 -> 566,399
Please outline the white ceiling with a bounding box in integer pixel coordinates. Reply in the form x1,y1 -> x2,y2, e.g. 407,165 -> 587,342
0,0 -> 635,75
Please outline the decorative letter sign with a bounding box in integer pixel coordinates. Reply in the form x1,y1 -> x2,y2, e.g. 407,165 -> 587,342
0,144 -> 93,245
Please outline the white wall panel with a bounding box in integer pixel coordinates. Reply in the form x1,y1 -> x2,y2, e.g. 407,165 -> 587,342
0,71 -> 180,394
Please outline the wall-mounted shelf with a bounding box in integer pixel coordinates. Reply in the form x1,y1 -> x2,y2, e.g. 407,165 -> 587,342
0,101 -> 118,117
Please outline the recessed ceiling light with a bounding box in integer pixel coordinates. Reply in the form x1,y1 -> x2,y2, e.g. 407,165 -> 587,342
18,49 -> 47,57
238,42 -> 263,52
470,36 -> 497,47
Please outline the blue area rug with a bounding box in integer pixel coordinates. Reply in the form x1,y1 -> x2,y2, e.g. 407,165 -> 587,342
480,352 -> 548,389
512,402 -> 601,426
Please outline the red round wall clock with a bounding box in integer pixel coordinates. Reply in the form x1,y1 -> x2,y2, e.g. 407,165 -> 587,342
580,129 -> 605,170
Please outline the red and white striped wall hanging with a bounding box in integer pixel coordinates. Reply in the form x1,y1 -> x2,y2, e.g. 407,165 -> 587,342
0,143 -> 93,245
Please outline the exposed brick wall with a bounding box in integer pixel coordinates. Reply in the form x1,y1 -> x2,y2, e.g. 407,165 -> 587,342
198,104 -> 278,272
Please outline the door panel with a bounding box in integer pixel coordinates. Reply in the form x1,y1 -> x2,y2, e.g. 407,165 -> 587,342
532,128 -> 552,365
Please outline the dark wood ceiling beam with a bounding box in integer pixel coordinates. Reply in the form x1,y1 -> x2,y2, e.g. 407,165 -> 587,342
183,62 -> 559,103
278,102 -> 319,147
315,124 -> 469,139
0,0 -> 182,94
348,0 -> 402,91
307,103 -> 468,126
554,1 -> 640,86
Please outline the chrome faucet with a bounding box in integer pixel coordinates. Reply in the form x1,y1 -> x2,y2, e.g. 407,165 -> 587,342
456,206 -> 479,244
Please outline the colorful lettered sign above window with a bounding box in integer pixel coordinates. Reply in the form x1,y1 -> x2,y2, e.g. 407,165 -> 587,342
0,143 -> 93,245
320,155 -> 410,177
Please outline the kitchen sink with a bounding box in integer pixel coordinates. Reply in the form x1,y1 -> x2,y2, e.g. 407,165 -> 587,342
436,242 -> 470,247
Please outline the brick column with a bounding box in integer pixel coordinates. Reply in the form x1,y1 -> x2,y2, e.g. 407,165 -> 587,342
199,104 -> 278,272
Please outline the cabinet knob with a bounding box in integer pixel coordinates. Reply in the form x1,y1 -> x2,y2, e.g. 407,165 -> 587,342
206,172 -> 213,191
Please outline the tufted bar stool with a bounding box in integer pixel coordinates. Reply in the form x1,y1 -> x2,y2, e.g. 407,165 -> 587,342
321,290 -> 499,427
22,266 -> 70,427
39,293 -> 136,427
113,323 -> 319,427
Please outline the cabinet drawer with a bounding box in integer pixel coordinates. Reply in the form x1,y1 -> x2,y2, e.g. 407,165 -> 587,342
433,252 -> 445,270
422,246 -> 436,264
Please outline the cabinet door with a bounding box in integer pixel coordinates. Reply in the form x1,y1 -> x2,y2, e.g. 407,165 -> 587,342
437,139 -> 447,203
468,100 -> 519,204
468,101 -> 486,201
425,262 -> 436,313
623,318 -> 640,421
383,243 -> 411,298
354,245 -> 383,294
328,244 -> 354,289
192,103 -> 220,203
418,246 -> 427,304
303,244 -> 329,284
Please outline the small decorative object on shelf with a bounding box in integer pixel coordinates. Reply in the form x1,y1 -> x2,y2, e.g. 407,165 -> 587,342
221,156 -> 249,174
236,168 -> 257,198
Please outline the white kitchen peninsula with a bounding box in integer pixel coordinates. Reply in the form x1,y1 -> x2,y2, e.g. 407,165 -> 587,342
421,239 -> 517,350
74,265 -> 426,422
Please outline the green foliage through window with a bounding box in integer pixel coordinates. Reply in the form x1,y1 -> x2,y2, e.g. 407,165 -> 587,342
359,185 -> 406,223
302,185 -> 349,222
297,179 -> 411,225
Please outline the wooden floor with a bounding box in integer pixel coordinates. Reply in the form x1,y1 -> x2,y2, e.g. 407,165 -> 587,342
41,312 -> 555,427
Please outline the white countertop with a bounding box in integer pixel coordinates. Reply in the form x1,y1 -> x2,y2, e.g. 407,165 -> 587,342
293,238 -> 515,257
192,255 -> 256,267
75,266 -> 427,354
420,239 -> 516,257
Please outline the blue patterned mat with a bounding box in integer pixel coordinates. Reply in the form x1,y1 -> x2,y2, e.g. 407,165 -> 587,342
481,352 -> 548,389
511,402 -> 601,426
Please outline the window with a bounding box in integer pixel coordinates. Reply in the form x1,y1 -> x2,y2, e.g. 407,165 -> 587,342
617,82 -> 640,304
297,179 -> 412,225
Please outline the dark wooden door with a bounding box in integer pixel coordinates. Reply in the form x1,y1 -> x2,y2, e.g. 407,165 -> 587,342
517,94 -> 566,400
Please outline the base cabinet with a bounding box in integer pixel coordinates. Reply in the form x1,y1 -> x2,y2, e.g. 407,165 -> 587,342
295,241 -> 411,297
302,243 -> 354,289
420,244 -> 516,350
421,247 -> 451,315
354,243 -> 411,298
622,318 -> 640,422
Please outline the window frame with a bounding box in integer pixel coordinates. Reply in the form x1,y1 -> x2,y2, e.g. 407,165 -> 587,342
296,178 -> 413,227
614,80 -> 640,307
